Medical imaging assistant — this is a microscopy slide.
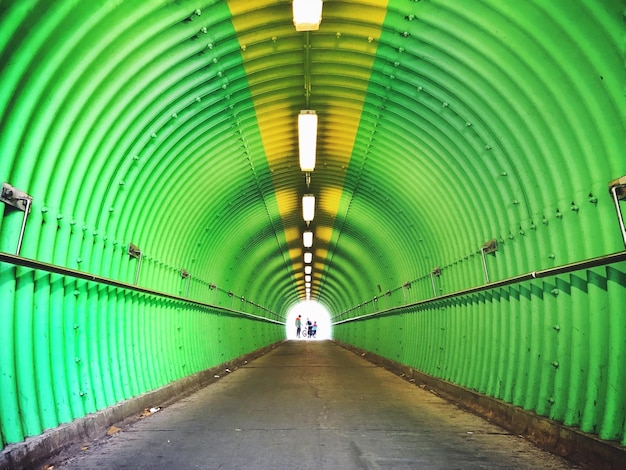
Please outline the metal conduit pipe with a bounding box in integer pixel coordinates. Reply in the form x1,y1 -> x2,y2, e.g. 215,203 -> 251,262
333,250 -> 626,325
304,31 -> 312,108
0,252 -> 284,325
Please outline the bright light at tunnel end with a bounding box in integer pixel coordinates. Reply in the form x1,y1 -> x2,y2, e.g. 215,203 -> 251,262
285,300 -> 332,340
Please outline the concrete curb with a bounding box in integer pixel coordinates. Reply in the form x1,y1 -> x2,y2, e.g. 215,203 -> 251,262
0,341 -> 283,470
335,340 -> 626,470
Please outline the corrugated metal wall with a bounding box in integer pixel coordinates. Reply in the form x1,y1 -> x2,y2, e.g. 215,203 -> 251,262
0,260 -> 284,447
1,0 -> 624,456
334,262 -> 626,446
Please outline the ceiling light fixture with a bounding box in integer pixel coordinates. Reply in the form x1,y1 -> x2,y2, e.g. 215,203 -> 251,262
304,252 -> 313,263
302,194 -> 315,222
305,275 -> 312,282
304,265 -> 312,274
298,110 -> 317,172
303,230 -> 313,248
293,0 -> 323,32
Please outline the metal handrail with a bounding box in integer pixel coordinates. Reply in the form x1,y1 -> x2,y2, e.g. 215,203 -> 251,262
333,250 -> 626,325
0,251 -> 284,325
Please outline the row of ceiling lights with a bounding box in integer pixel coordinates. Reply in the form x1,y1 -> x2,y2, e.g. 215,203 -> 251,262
294,1 -> 323,301
300,102 -> 317,301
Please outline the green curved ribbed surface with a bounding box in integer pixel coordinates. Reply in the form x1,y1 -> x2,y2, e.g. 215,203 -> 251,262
0,0 -> 624,451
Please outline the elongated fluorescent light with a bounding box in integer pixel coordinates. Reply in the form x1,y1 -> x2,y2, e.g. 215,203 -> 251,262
305,275 -> 312,283
304,265 -> 312,274
305,282 -> 311,288
298,110 -> 317,171
304,252 -> 313,263
303,230 -> 313,248
302,194 -> 315,222
293,0 -> 323,31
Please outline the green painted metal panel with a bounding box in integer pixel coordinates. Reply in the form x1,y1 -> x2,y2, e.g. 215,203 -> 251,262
0,262 -> 283,447
335,262 -> 626,445
0,0 -> 624,453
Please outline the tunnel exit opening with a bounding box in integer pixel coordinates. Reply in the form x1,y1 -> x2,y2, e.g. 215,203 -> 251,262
285,301 -> 332,340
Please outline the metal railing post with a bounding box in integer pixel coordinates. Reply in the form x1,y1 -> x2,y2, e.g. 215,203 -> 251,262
610,182 -> 626,248
1,183 -> 33,256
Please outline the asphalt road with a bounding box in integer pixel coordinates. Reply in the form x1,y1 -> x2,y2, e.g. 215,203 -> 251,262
55,340 -> 577,469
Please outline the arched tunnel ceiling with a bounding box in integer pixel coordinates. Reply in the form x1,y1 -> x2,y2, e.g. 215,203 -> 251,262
0,0 -> 623,319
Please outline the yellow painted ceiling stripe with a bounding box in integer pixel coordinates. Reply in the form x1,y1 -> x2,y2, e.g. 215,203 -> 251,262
228,0 -> 388,294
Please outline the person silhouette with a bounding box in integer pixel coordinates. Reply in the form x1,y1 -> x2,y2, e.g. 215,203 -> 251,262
295,315 -> 302,338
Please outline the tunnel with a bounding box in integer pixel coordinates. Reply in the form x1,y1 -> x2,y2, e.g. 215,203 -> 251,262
0,0 -> 625,468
